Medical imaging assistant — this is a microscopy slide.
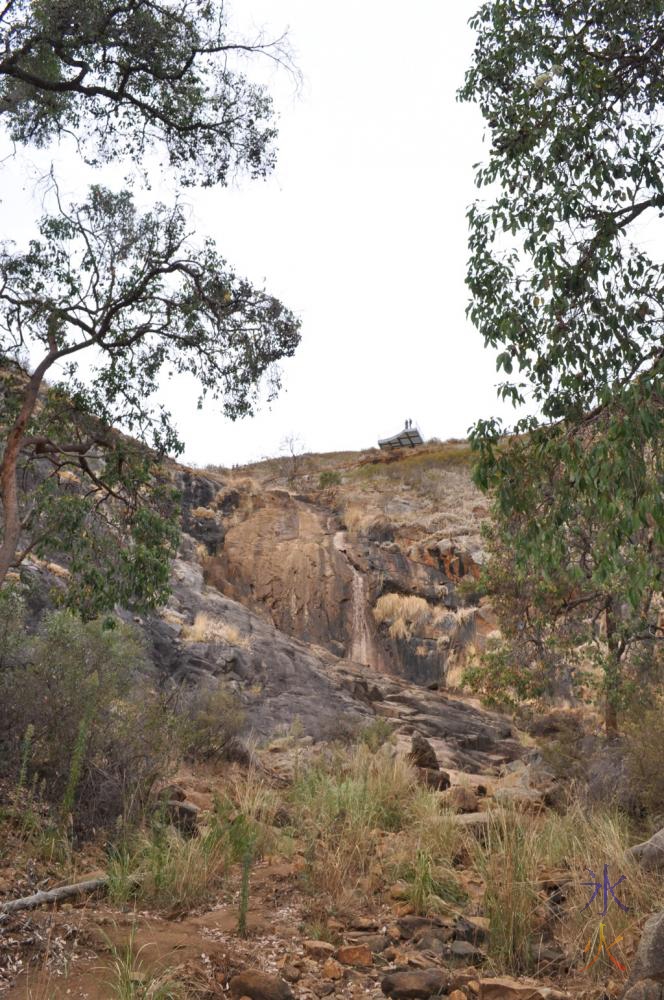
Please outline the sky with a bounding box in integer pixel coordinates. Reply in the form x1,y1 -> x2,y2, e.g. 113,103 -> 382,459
1,0 -> 520,468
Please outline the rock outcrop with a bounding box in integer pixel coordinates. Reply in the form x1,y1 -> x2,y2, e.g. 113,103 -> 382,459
621,910 -> 664,999
176,468 -> 494,689
128,527 -> 521,771
628,827 -> 664,872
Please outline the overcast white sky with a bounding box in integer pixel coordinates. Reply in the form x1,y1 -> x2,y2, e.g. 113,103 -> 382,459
2,0 -> 520,467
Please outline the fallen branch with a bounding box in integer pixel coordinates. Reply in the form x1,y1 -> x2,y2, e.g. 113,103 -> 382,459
0,877 -> 107,919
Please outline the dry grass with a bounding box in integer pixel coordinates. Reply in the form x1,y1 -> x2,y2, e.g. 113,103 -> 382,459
373,593 -> 459,642
342,502 -> 375,534
289,742 -> 472,919
181,612 -> 249,648
467,801 -> 664,979
190,506 -> 217,519
473,807 -> 541,974
104,925 -> 189,999
291,744 -> 414,907
388,788 -> 468,916
107,823 -> 227,913
225,766 -> 280,856
374,593 -> 432,628
537,803 -> 664,977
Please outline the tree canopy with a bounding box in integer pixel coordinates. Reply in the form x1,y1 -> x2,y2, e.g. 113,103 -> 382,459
0,0 -> 287,185
0,185 -> 299,606
0,1 -> 301,611
460,0 -> 664,728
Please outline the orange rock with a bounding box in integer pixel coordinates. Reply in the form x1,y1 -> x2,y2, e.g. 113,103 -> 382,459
303,940 -> 335,959
449,992 -> 467,1000
322,959 -> 344,981
336,945 -> 372,967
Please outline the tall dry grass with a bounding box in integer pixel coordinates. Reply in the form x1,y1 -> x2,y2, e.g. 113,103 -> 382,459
291,744 -> 413,907
106,822 -> 227,913
181,612 -> 249,648
537,803 -> 664,977
469,801 -> 664,979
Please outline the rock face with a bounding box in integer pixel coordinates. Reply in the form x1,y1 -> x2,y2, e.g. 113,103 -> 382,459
622,910 -> 664,1000
203,491 -> 359,657
146,545 -> 373,742
177,470 -> 487,688
127,531 -> 521,771
628,828 -> 664,872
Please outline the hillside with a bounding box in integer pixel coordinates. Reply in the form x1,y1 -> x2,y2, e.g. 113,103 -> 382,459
0,440 -> 661,1000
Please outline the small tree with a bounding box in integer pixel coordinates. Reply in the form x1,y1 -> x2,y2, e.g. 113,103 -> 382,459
277,432 -> 307,484
459,0 -> 664,728
464,442 -> 663,730
0,185 -> 300,607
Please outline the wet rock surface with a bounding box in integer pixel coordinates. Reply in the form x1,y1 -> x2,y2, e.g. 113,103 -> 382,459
137,534 -> 525,773
175,470 -> 489,688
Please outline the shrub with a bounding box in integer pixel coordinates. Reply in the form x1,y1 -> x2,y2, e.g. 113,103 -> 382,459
624,696 -> 664,817
0,584 -> 26,670
319,470 -> 341,489
358,717 -> 395,753
176,682 -> 246,762
0,603 -> 179,835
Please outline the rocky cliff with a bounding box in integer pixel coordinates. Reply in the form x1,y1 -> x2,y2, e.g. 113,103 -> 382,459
16,440 -> 509,762
174,442 -> 497,693
101,441 -> 514,767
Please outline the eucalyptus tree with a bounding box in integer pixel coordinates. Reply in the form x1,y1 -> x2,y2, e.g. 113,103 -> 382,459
0,1 -> 301,612
0,186 -> 299,612
460,0 -> 664,729
0,0 -> 290,185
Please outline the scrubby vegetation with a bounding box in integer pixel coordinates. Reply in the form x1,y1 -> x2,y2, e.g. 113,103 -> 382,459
0,588 -> 244,840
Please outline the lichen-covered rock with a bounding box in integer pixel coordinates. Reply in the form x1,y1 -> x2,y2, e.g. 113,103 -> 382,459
441,785 -> 479,813
381,969 -> 450,999
409,733 -> 439,770
229,972 -> 293,1000
417,767 -> 451,791
628,828 -> 664,872
621,910 -> 664,998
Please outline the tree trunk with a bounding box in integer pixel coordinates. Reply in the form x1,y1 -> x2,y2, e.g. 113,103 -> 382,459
0,877 -> 107,919
604,597 -> 622,736
0,354 -> 54,586
605,697 -> 618,736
